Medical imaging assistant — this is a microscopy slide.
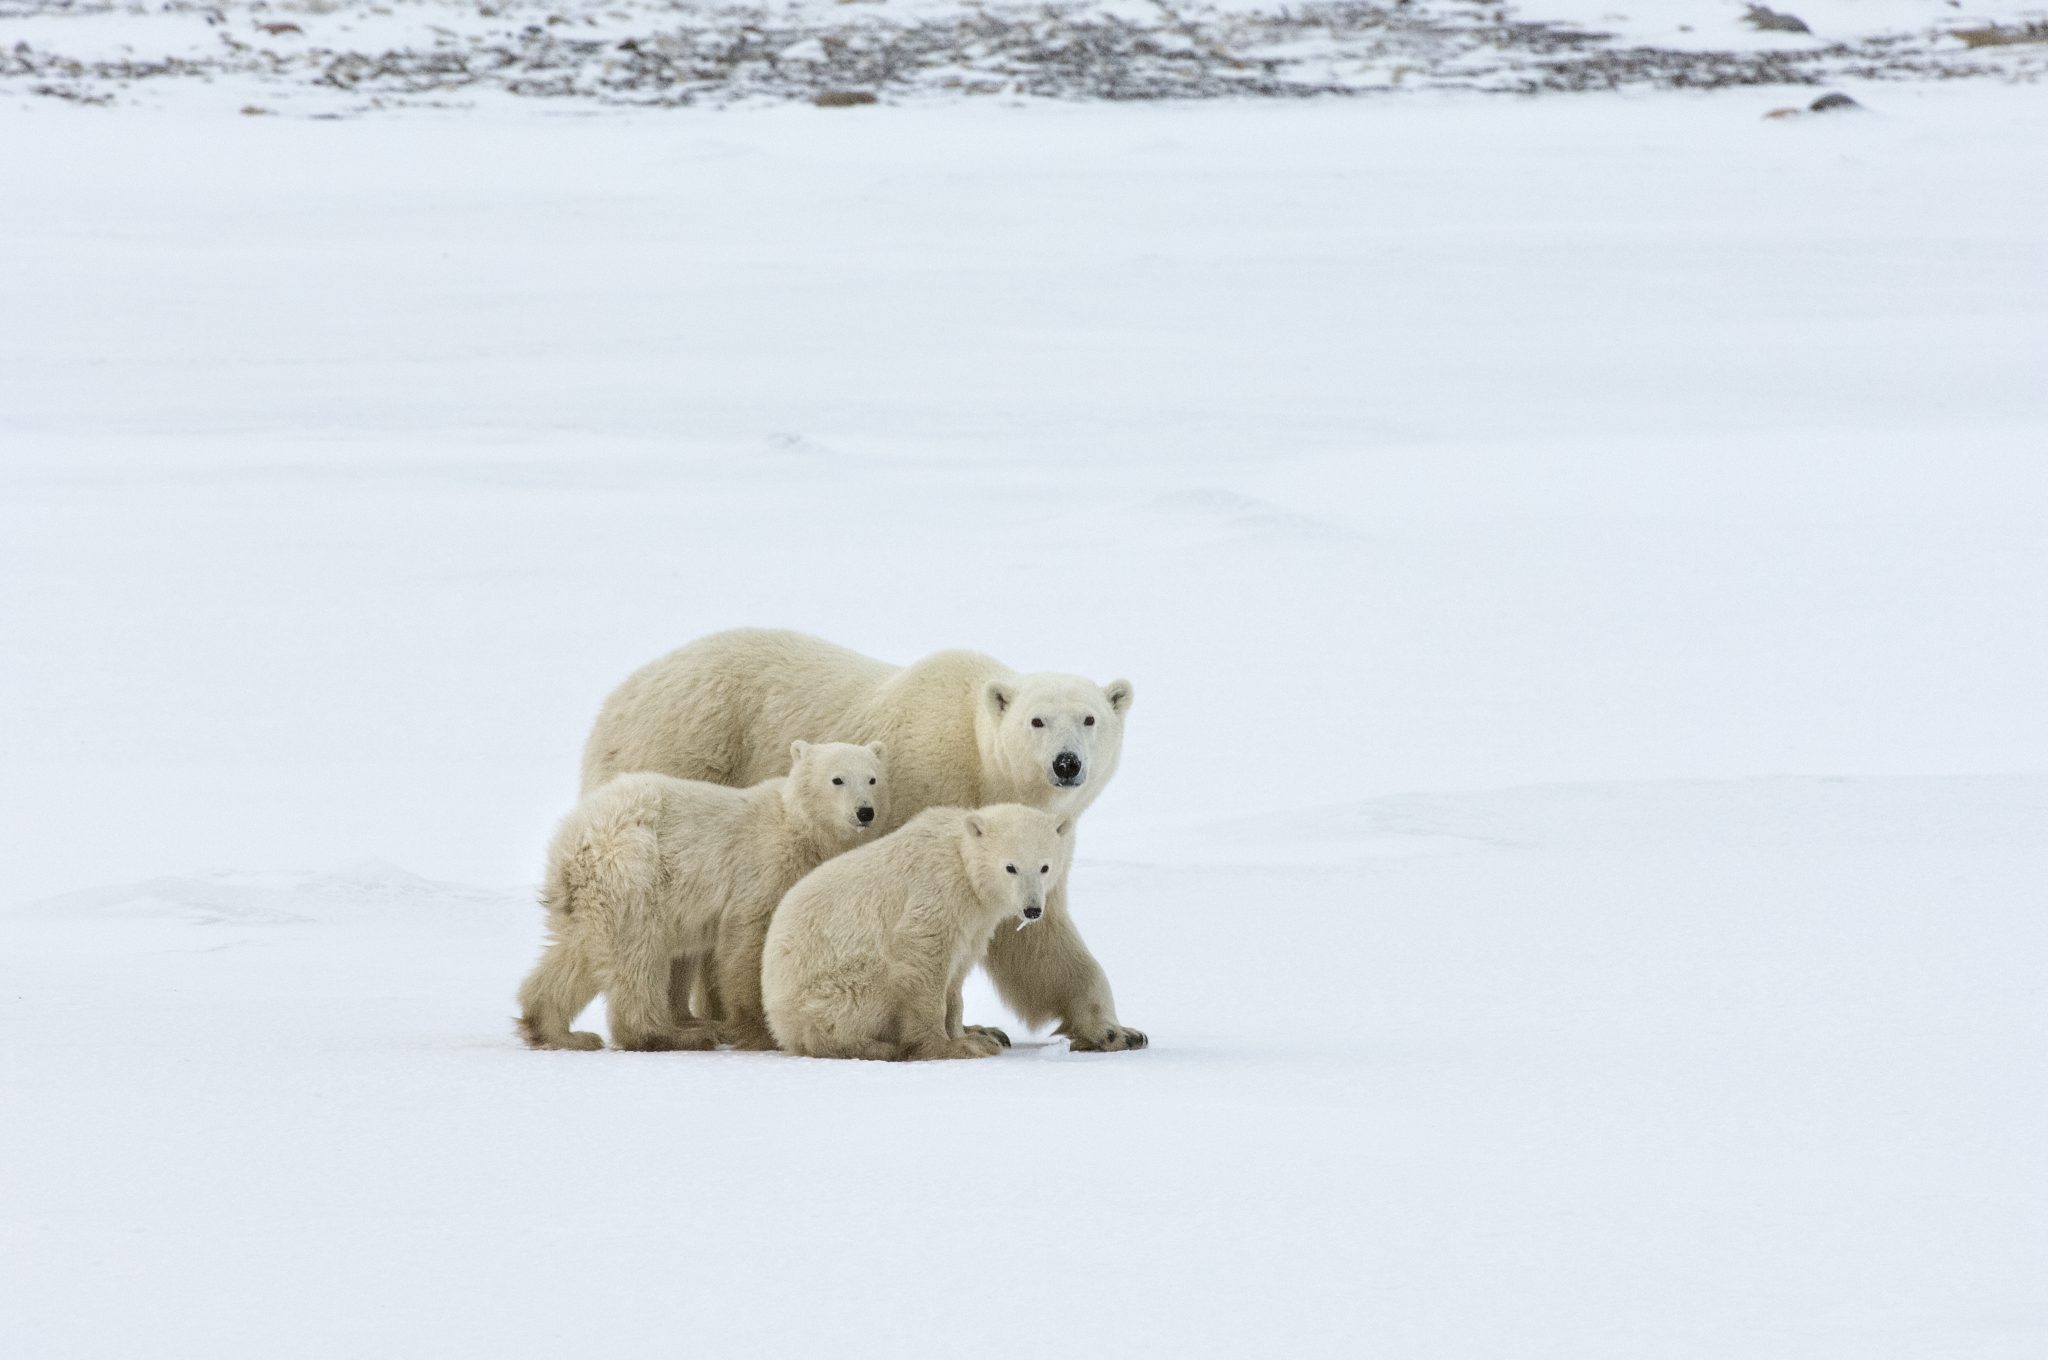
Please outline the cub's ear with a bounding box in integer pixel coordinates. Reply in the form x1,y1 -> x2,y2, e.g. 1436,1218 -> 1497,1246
789,739 -> 810,766
868,742 -> 886,763
1054,818 -> 1071,837
964,813 -> 985,838
1104,679 -> 1133,715
983,680 -> 1013,718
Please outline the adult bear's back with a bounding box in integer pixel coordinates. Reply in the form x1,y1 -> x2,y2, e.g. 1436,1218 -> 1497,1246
579,629 -> 895,792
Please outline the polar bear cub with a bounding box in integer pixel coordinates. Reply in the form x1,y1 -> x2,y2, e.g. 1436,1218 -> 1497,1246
517,741 -> 887,1052
763,804 -> 1069,1061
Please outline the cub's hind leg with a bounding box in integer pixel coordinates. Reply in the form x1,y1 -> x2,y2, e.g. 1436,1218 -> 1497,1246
516,941 -> 604,1051
712,918 -> 778,1051
608,951 -> 720,1052
666,956 -> 704,1028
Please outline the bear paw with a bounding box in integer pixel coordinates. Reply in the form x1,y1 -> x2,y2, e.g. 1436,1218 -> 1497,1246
615,1023 -> 720,1053
913,1033 -> 1003,1060
955,1032 -> 1005,1059
1065,1023 -> 1148,1053
718,1023 -> 779,1052
963,1024 -> 1011,1049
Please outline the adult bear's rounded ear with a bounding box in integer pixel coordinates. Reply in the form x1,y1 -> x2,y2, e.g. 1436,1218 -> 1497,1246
1104,679 -> 1134,715
789,739 -> 809,766
965,813 -> 985,838
983,680 -> 1014,718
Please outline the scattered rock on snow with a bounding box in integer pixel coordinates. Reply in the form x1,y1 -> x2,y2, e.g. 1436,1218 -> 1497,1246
1763,91 -> 1861,120
1954,22 -> 2048,49
6,0 -> 2045,111
1744,5 -> 1812,34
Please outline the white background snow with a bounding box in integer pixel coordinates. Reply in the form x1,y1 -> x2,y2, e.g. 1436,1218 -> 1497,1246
4,73 -> 2047,1359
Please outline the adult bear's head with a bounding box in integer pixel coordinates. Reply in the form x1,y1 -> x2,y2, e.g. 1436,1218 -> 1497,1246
981,672 -> 1133,805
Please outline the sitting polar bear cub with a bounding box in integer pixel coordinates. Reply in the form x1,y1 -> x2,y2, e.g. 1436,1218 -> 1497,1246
517,740 -> 887,1052
763,804 -> 1069,1061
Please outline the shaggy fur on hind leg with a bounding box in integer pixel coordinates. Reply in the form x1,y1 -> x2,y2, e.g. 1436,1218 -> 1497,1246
516,941 -> 603,1050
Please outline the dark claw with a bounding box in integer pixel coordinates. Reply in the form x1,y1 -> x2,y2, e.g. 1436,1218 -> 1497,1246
995,1029 -> 1012,1048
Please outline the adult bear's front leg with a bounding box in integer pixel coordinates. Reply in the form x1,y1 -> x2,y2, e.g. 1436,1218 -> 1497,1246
982,877 -> 1147,1052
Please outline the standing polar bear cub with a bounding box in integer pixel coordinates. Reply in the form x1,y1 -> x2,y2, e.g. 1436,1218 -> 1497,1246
581,628 -> 1145,1051
518,740 -> 886,1052
764,805 -> 1070,1061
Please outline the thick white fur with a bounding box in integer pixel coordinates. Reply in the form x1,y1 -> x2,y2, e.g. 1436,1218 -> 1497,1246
579,628 -> 1145,1051
517,740 -> 886,1051
763,805 -> 1070,1061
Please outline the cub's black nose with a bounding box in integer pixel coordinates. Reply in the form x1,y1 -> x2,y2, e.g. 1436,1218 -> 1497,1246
1052,751 -> 1081,782
1023,905 -> 1043,920
857,805 -> 875,824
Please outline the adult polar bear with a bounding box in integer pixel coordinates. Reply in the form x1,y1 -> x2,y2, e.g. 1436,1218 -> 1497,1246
580,628 -> 1146,1052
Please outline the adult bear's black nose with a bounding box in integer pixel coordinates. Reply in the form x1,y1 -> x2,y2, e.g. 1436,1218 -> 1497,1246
1052,751 -> 1082,783
857,805 -> 875,824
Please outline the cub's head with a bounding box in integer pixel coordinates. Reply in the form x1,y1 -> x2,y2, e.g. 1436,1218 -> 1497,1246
981,672 -> 1133,800
959,804 -> 1070,926
785,740 -> 888,843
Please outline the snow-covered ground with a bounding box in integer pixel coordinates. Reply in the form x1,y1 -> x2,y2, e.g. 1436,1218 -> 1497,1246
5,84 -> 2048,1357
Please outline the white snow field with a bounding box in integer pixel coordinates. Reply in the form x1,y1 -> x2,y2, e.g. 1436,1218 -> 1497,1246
4,85 -> 2048,1358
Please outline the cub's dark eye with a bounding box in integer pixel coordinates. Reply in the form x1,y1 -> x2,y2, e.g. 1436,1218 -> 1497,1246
868,777 -> 876,785
1030,718 -> 1044,728
1040,864 -> 1049,874
831,778 -> 843,786
1084,716 -> 1096,726
1005,864 -> 1017,874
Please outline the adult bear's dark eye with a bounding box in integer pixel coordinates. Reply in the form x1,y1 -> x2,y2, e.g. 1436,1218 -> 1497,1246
1005,864 -> 1017,874
1031,718 -> 1044,728
1084,716 -> 1096,726
831,778 -> 843,785
867,777 -> 876,785
1040,864 -> 1049,874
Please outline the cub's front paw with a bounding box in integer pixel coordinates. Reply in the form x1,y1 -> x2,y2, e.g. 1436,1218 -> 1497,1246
952,1032 -> 1005,1059
616,1022 -> 721,1053
718,1025 -> 780,1052
1064,1023 -> 1148,1053
963,1024 -> 1011,1049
